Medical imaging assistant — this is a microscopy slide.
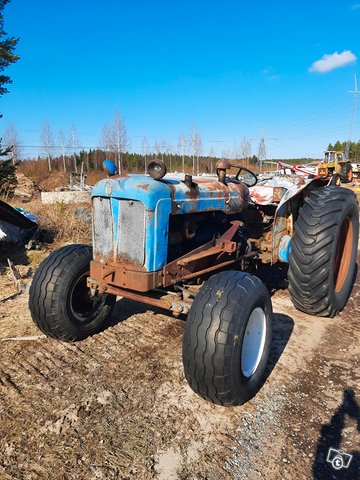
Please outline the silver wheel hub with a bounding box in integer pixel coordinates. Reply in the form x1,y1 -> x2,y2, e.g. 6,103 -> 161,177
241,307 -> 267,378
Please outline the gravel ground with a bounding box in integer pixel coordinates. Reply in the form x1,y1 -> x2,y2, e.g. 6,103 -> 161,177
0,261 -> 358,479
0,187 -> 359,480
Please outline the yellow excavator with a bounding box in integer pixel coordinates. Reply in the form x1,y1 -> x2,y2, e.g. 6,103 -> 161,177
317,151 -> 353,183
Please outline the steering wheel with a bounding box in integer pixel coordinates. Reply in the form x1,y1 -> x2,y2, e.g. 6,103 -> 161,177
232,164 -> 258,187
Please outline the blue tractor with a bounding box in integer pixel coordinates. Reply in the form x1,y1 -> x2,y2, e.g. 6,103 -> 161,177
29,160 -> 359,406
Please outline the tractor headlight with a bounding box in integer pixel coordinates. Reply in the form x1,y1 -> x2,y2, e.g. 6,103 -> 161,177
147,160 -> 167,180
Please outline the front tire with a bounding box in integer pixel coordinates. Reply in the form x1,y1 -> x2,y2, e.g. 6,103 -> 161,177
182,271 -> 273,406
288,187 -> 359,317
29,244 -> 116,341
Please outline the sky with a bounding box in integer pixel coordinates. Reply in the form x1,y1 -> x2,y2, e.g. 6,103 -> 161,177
1,0 -> 360,159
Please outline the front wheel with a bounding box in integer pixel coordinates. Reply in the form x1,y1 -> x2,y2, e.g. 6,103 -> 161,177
29,244 -> 116,341
182,271 -> 273,406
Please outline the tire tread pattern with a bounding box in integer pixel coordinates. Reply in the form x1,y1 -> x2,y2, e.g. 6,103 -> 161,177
29,244 -> 114,341
288,186 -> 358,317
183,271 -> 271,406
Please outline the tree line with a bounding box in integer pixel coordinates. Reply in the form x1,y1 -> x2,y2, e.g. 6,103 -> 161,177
327,140 -> 360,161
2,114 -> 263,175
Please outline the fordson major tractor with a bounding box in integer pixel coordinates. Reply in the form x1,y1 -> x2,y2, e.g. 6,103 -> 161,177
29,159 -> 359,406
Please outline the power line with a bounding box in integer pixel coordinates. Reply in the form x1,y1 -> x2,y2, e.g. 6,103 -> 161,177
346,73 -> 359,159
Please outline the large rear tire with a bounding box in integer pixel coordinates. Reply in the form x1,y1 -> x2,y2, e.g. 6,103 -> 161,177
29,244 -> 116,341
288,187 -> 358,317
182,271 -> 273,406
340,163 -> 353,183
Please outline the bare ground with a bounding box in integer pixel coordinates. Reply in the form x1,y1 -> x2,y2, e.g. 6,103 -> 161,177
0,190 -> 359,479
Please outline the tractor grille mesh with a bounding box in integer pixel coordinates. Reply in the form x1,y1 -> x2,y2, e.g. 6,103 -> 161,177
93,197 -> 113,259
118,200 -> 145,266
92,197 -> 145,265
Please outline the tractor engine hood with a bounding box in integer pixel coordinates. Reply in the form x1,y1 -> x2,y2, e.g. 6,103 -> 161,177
91,174 -> 249,215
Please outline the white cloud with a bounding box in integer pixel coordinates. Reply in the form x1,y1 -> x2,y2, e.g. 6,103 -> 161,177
309,50 -> 357,73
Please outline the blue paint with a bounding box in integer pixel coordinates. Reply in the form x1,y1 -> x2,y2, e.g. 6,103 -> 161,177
91,174 -> 246,271
103,159 -> 118,176
92,175 -> 172,271
278,235 -> 292,263
110,197 -> 120,255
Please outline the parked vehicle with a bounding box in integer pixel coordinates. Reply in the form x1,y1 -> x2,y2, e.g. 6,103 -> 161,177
316,150 -> 353,183
351,161 -> 360,178
29,159 -> 359,406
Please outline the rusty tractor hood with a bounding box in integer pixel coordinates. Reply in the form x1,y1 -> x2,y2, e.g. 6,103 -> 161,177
91,174 -> 249,215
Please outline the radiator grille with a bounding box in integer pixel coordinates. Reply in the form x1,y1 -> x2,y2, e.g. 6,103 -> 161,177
118,200 -> 145,266
93,197 -> 113,259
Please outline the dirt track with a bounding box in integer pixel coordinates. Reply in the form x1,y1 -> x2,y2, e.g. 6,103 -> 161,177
0,254 -> 359,479
1,185 -> 360,479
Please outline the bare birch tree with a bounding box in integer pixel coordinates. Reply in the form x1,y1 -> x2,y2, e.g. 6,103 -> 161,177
41,121 -> 55,172
68,124 -> 80,173
141,136 -> 149,173
189,124 -> 203,175
99,124 -> 115,158
177,132 -> 187,173
3,123 -> 22,164
154,140 -> 161,156
159,139 -> 166,162
240,137 -> 252,167
58,130 -> 67,172
221,145 -> 229,160
162,140 -> 173,171
112,110 -> 128,173
232,141 -> 241,162
208,147 -> 216,174
189,125 -> 197,174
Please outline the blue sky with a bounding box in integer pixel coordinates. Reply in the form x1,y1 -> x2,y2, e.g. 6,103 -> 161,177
1,0 -> 360,159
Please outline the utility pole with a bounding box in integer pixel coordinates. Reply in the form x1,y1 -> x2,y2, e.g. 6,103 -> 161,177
250,136 -> 277,172
345,73 -> 359,160
258,138 -> 266,171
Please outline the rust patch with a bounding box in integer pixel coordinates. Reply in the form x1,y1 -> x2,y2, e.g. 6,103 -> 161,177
90,260 -> 163,292
215,159 -> 231,170
116,253 -> 143,267
185,185 -> 200,200
136,184 -> 150,191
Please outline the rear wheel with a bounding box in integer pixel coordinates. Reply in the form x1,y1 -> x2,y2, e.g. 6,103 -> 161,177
29,244 -> 116,341
288,187 -> 358,317
329,173 -> 341,186
340,163 -> 353,183
182,271 -> 273,406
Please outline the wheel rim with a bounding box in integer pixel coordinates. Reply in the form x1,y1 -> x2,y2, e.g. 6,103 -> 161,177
334,217 -> 353,293
69,272 -> 108,323
241,307 -> 267,378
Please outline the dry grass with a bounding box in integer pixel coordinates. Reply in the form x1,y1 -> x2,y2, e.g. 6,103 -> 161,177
39,172 -> 68,191
18,159 -> 52,185
0,199 -> 92,298
27,199 -> 92,247
86,170 -> 106,185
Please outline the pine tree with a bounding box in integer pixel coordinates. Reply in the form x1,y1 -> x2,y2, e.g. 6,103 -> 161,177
0,0 -> 19,195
